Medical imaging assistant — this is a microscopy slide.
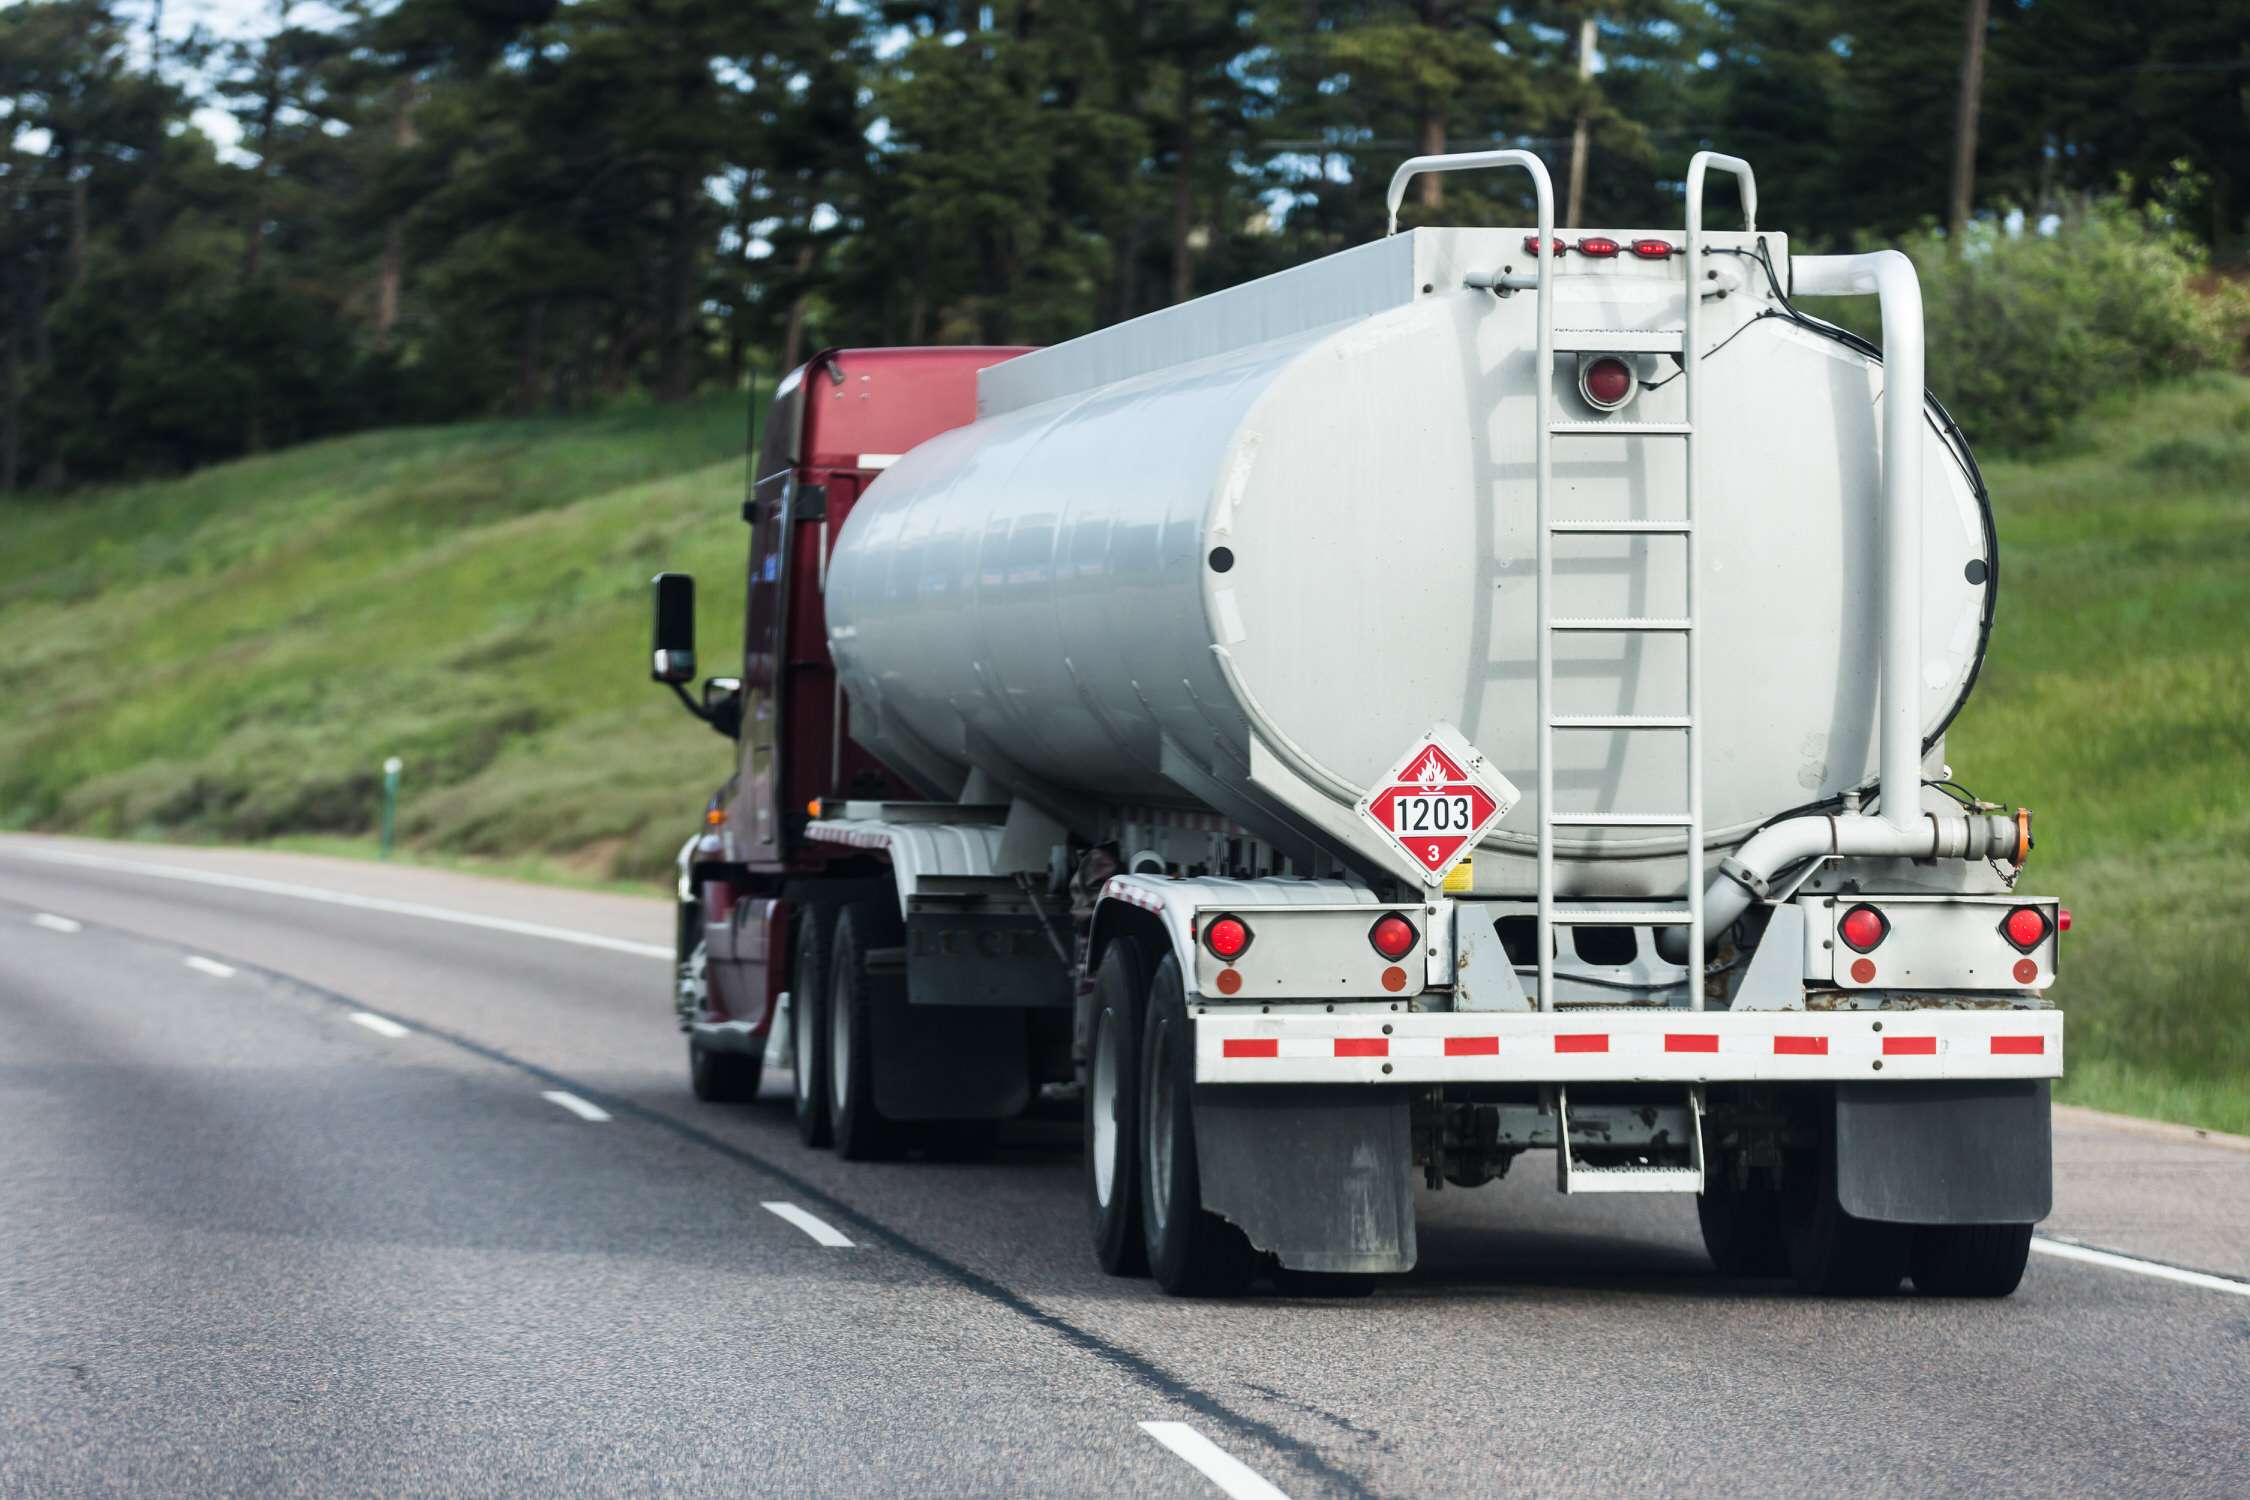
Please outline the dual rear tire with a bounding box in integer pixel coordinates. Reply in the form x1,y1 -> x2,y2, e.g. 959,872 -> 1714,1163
1701,1124 -> 2033,1298
1084,941 -> 1257,1297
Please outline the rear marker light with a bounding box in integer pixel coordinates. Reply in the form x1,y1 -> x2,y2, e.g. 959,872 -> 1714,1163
1839,904 -> 1889,952
1369,914 -> 1419,961
2058,907 -> 2073,933
1204,914 -> 1252,961
1522,235 -> 1567,257
1630,238 -> 1675,259
1581,356 -> 1634,408
1576,236 -> 1619,258
2000,906 -> 2049,953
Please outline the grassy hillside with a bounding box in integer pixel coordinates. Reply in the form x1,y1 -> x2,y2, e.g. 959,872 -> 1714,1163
2,377 -> 2245,1130
0,397 -> 751,885
1945,372 -> 2250,1134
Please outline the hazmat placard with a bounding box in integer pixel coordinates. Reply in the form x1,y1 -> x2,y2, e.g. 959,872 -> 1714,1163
1356,724 -> 1519,886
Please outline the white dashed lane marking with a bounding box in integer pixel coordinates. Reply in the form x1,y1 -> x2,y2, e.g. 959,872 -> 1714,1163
349,1012 -> 411,1040
762,1202 -> 855,1247
184,955 -> 237,979
540,1090 -> 611,1122
1138,1422 -> 1294,1500
31,913 -> 82,933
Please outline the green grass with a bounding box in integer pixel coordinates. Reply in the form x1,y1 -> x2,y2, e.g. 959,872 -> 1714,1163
2,375 -> 2245,1133
1949,372 -> 2250,1134
0,394 -> 751,887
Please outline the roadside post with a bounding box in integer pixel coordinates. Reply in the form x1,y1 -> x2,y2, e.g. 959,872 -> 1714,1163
380,756 -> 403,859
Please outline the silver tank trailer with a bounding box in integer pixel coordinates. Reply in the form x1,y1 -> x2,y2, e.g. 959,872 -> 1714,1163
823,226 -> 1991,895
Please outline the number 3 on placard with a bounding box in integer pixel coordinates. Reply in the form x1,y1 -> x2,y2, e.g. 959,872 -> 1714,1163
1427,843 -> 1440,862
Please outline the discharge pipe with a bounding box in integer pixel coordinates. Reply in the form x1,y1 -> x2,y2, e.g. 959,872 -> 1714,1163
1656,251 -> 2019,964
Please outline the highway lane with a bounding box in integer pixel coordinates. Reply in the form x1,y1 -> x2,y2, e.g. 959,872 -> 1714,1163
3,835 -> 2248,1499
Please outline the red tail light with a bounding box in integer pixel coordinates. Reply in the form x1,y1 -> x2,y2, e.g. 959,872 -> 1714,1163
1581,356 -> 1634,408
2058,907 -> 2072,933
2001,906 -> 2049,953
1203,914 -> 1252,961
1522,235 -> 1566,257
1576,236 -> 1619,258
1630,238 -> 1675,259
1369,914 -> 1419,961
1839,904 -> 1889,953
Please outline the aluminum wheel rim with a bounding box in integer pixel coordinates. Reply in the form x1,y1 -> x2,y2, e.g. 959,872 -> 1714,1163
793,986 -> 815,1102
1145,1018 -> 1174,1240
830,976 -> 852,1114
1091,1009 -> 1119,1208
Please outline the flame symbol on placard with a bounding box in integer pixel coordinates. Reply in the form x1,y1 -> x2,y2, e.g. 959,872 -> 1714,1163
1415,753 -> 1447,791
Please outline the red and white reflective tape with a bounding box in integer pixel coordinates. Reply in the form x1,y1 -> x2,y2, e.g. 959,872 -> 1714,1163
1197,1009 -> 2061,1084
1103,878 -> 1168,916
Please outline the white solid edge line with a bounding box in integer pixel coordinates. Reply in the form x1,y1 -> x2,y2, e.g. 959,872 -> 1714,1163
184,955 -> 236,979
1138,1422 -> 1294,1500
541,1090 -> 612,1122
32,912 -> 82,933
1,844 -> 671,960
349,1012 -> 411,1040
2032,1235 -> 2250,1299
761,1202 -> 855,1248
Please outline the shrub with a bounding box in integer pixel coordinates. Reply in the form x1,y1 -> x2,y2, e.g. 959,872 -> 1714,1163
1814,196 -> 2248,453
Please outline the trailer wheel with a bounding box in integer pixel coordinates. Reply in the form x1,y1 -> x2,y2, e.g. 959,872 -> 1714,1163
1084,938 -> 1149,1277
1910,1223 -> 2033,1297
1138,955 -> 1255,1297
1697,1171 -> 1790,1278
688,1035 -> 762,1104
790,906 -> 834,1148
1782,1111 -> 1909,1296
829,901 -> 903,1161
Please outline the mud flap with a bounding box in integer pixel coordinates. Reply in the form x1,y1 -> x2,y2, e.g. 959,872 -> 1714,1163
1834,1079 -> 2052,1224
870,978 -> 1031,1121
1193,1085 -> 1417,1274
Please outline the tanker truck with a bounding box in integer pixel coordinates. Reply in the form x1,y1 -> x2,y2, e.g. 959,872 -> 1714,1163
649,149 -> 2065,1299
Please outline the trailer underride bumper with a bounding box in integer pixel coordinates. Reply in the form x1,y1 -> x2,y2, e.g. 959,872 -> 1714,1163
1194,1008 -> 2061,1086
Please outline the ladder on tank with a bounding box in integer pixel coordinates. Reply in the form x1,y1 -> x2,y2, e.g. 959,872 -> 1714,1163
1533,154 -> 1757,1195
1531,150 -> 1758,1017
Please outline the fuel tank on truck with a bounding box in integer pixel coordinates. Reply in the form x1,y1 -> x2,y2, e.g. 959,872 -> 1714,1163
822,227 -> 1994,896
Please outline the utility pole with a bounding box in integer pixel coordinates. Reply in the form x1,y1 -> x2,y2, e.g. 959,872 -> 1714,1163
1565,14 -> 1597,229
1947,0 -> 1989,242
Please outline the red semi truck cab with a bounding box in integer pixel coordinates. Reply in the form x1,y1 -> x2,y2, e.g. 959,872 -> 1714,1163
664,346 -> 1031,1069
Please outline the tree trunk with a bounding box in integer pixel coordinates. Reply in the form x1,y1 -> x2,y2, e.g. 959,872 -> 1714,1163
1947,0 -> 1989,242
658,167 -> 699,401
1416,0 -> 1445,211
68,171 -> 89,290
242,4 -> 292,285
375,82 -> 417,346
1565,15 -> 1597,229
779,241 -> 815,376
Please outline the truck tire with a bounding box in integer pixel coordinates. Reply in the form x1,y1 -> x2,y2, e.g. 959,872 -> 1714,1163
1084,938 -> 1149,1277
1783,1113 -> 1909,1296
1138,954 -> 1255,1298
1910,1222 -> 2033,1297
1697,1171 -> 1790,1278
689,1035 -> 762,1104
829,901 -> 903,1161
790,906 -> 834,1147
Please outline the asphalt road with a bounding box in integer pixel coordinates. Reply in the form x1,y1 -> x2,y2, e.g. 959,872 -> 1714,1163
4,835 -> 2246,1499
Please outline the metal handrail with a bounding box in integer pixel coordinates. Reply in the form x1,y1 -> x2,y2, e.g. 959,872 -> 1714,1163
1677,151 -> 1757,995
1383,150 -> 1554,239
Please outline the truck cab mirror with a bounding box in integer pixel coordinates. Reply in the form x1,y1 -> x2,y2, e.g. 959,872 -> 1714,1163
650,572 -> 696,683
702,677 -> 743,740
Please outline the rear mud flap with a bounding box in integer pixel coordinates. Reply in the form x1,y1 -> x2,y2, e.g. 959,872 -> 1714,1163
870,972 -> 1031,1121
1834,1079 -> 2052,1224
1194,1085 -> 1417,1274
